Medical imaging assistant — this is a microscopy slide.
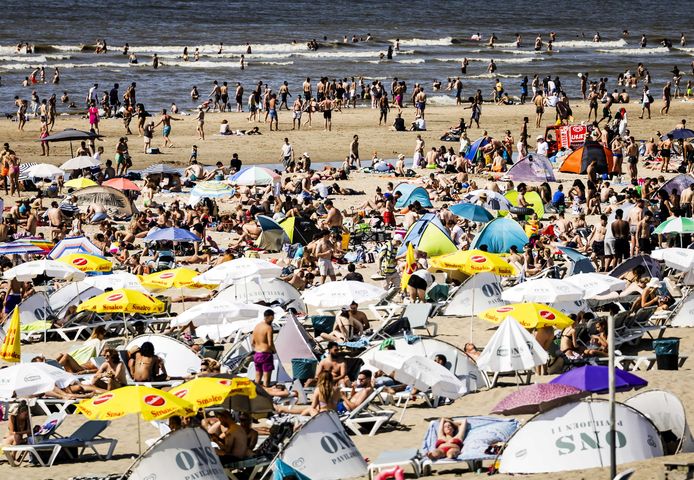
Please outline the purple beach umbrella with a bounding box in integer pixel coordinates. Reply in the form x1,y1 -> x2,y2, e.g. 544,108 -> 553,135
549,365 -> 647,394
490,383 -> 589,415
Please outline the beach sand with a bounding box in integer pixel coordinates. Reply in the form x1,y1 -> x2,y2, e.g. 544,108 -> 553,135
1,99 -> 694,479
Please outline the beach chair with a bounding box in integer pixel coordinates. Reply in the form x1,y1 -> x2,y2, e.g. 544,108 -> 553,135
403,303 -> 438,337
3,420 -> 117,467
341,386 -> 396,436
368,287 -> 404,324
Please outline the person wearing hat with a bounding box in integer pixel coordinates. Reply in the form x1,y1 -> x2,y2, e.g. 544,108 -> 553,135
395,153 -> 406,176
3,401 -> 31,449
536,135 -> 549,156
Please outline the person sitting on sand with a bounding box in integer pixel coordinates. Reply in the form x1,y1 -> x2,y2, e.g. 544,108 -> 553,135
92,348 -> 127,390
208,410 -> 253,462
427,417 -> 467,460
128,341 -> 167,382
3,401 -> 31,450
56,325 -> 107,373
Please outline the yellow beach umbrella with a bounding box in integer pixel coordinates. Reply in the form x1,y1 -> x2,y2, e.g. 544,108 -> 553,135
0,308 -> 21,363
57,253 -> 112,272
169,377 -> 256,409
140,268 -> 216,292
76,385 -> 193,421
429,249 -> 516,276
64,177 -> 97,189
480,303 -> 574,330
77,288 -> 165,314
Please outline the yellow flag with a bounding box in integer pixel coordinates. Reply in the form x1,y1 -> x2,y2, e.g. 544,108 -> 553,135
0,307 -> 21,363
400,242 -> 416,291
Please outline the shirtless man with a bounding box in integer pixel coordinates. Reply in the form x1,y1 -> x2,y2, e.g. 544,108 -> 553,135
268,93 -> 278,131
211,410 -> 251,462
627,199 -> 645,256
315,342 -> 349,386
46,200 -> 65,241
347,301 -> 370,331
611,209 -> 630,267
321,199 -> 343,232
339,370 -> 374,411
302,77 -> 312,100
314,229 -> 336,283
586,214 -> 607,271
128,342 -> 167,382
349,135 -> 360,167
154,109 -> 181,148
209,81 -> 221,111
251,310 -> 275,387
184,159 -> 204,181
320,97 -> 333,131
636,210 -> 653,254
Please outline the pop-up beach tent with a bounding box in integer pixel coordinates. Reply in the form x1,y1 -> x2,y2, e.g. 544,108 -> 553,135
470,217 -> 528,254
442,272 -> 506,317
559,141 -> 614,174
499,399 -> 664,474
669,290 -> 694,327
256,215 -> 290,252
397,213 -> 457,257
394,182 -> 433,209
504,189 -> 544,219
625,389 -> 694,454
279,216 -> 320,246
126,334 -> 202,378
464,136 -> 491,162
507,154 -> 556,182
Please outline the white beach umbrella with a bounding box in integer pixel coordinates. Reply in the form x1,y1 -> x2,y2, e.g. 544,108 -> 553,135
77,271 -> 149,293
0,363 -> 77,399
25,163 -> 65,178
370,351 -> 468,399
461,189 -> 513,211
59,155 -> 101,170
170,302 -> 283,328
476,317 -> 549,373
213,277 -> 306,313
651,248 -> 694,272
302,281 -> 386,308
564,272 -> 627,298
3,259 -> 86,282
501,277 -> 585,304
194,258 -> 283,285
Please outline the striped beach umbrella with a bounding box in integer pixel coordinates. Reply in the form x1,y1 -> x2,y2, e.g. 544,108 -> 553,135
190,181 -> 234,200
230,166 -> 280,186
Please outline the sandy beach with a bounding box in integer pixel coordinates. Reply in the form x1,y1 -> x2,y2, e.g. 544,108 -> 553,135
1,98 -> 694,480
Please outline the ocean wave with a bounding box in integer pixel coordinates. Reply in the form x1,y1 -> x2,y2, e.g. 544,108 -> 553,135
428,95 -> 458,106
553,38 -> 628,48
0,59 -> 294,70
397,58 -> 425,64
129,42 -> 306,55
390,37 -> 453,47
498,49 -> 542,55
431,56 -> 541,65
467,73 -> 522,79
597,46 -> 670,55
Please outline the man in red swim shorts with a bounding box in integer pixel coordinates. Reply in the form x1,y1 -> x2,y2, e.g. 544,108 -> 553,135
251,309 -> 275,387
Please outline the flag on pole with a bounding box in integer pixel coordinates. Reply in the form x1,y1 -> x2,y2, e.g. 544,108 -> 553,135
0,308 -> 21,363
400,242 -> 417,291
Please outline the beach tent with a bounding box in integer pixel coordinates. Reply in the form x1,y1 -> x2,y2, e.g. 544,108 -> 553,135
670,290 -> 694,327
256,215 -> 290,252
213,277 -> 307,313
394,182 -> 433,209
476,317 -> 548,373
470,217 -> 528,254
654,173 -> 694,199
507,154 -> 556,182
610,254 -> 662,280
279,216 -> 320,246
441,272 -> 506,317
274,315 -> 318,379
48,283 -> 102,319
48,236 -> 102,259
499,399 -> 664,474
125,427 -> 227,480
276,411 -> 368,480
126,334 -> 202,378
625,390 -> 694,454
71,185 -> 137,218
464,136 -> 491,162
504,190 -> 544,219
360,337 -> 488,392
397,213 -> 457,257
559,141 -> 614,174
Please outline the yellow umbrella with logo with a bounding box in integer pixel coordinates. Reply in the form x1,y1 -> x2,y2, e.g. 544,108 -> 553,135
57,253 -> 112,272
169,377 -> 257,409
480,303 -> 574,330
64,177 -> 97,189
77,288 -> 165,314
429,249 -> 516,276
0,307 -> 21,363
140,268 -> 216,297
76,385 -> 193,421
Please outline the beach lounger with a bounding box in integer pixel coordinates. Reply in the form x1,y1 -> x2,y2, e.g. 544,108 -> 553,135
419,416 -> 519,475
403,303 -> 438,337
595,354 -> 688,371
341,386 -> 396,436
368,287 -> 404,324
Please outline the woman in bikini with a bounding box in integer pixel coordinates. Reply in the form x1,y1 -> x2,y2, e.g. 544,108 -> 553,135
427,417 -> 467,460
319,310 -> 363,343
275,370 -> 340,416
92,348 -> 127,390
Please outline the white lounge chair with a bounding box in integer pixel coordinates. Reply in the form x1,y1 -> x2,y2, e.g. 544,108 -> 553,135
403,303 -> 438,337
341,386 -> 396,436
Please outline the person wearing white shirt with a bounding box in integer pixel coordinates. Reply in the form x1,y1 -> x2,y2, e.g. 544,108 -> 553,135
536,136 -> 549,156
313,181 -> 328,199
86,83 -> 98,106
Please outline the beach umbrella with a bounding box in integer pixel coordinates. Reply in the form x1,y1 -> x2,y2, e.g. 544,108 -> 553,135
479,303 -> 574,330
144,227 -> 201,243
0,362 -> 77,398
169,302 -> 282,328
214,277 -> 306,313
25,163 -> 65,178
448,203 -> 494,223
194,258 -> 282,285
490,383 -> 589,415
141,163 -> 180,176
651,247 -> 694,271
76,386 -> 193,421
190,181 -> 234,200
215,376 -> 275,413
3,259 -> 86,281
476,317 -> 549,373
103,177 -> 141,191
230,166 -> 281,186
501,278 -> 585,304
40,128 -> 103,157
563,272 -> 626,298
0,238 -> 52,256
0,308 -> 21,363
662,128 -> 694,140
49,235 -> 102,259
76,288 -> 165,314
429,249 -> 516,276
549,365 -> 647,394
78,271 -> 148,293
461,189 -> 513,211
64,177 -> 97,189
169,377 -> 256,409
654,217 -> 694,235
370,351 -> 468,399
302,280 -> 386,308
56,253 -> 112,272
60,155 -> 100,170
279,216 -> 320,246
140,268 -> 215,297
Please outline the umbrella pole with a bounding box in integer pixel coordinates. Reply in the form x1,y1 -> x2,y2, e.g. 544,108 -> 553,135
608,309 -> 616,480
469,274 -> 476,342
137,414 -> 142,455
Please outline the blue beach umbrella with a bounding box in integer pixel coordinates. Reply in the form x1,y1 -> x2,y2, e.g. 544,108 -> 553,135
144,227 -> 201,243
448,203 -> 494,223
